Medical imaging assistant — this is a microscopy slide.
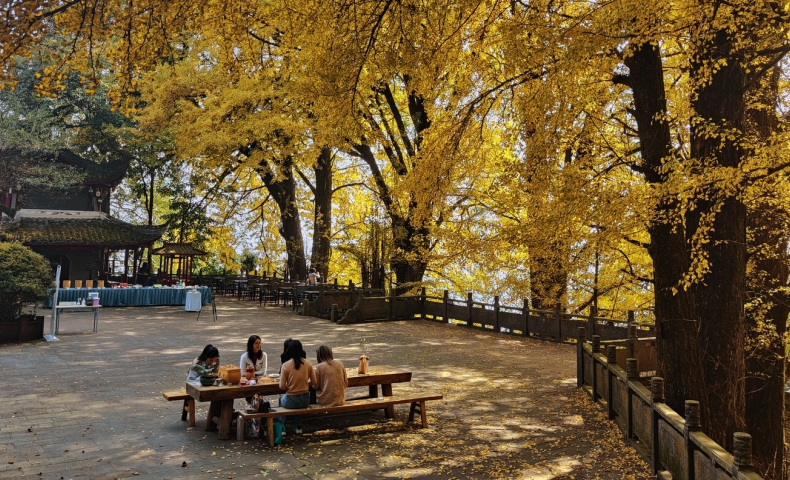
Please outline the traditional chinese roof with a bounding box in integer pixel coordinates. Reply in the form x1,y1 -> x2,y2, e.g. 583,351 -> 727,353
51,149 -> 130,186
152,242 -> 207,256
0,209 -> 166,248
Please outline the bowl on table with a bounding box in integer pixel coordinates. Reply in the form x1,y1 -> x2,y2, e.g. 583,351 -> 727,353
199,376 -> 218,387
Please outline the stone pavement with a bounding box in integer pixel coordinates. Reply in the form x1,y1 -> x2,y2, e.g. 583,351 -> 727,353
0,298 -> 652,479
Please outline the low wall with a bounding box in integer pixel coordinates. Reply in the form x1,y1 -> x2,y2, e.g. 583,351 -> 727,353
307,288 -> 654,342
577,327 -> 763,480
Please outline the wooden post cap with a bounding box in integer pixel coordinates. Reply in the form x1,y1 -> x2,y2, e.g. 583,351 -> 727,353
650,377 -> 665,403
684,400 -> 702,432
626,358 -> 638,379
606,345 -> 617,364
733,432 -> 753,474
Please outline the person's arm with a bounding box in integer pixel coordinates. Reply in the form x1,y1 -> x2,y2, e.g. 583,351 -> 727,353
256,352 -> 268,376
239,353 -> 247,373
341,363 -> 348,387
279,363 -> 287,389
211,356 -> 219,374
308,362 -> 318,387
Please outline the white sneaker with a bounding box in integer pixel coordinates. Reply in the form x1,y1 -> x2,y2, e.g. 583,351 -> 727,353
294,427 -> 303,435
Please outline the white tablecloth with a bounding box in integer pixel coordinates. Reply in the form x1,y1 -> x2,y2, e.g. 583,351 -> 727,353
185,290 -> 202,312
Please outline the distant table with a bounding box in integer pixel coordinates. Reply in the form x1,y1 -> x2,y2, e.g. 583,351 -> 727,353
186,365 -> 412,440
54,305 -> 101,334
46,286 -> 212,307
185,290 -> 202,312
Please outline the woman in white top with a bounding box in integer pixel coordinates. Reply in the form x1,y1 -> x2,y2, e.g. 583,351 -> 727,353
239,335 -> 268,379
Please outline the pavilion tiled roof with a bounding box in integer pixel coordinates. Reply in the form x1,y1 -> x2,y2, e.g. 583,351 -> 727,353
152,242 -> 207,256
0,210 -> 166,248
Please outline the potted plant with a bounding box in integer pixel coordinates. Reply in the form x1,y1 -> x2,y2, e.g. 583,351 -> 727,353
0,242 -> 52,343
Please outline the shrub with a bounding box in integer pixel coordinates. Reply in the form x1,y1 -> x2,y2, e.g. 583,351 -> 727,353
0,242 -> 52,321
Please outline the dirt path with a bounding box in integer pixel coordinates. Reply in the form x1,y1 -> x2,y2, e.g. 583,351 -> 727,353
0,298 -> 651,479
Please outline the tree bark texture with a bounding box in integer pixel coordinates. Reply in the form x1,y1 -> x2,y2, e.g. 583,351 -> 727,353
622,42 -> 703,416
686,26 -> 748,450
744,67 -> 787,479
259,155 -> 308,281
529,241 -> 569,311
311,147 -> 333,280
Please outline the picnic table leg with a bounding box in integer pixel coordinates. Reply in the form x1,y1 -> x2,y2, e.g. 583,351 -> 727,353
267,418 -> 275,447
217,399 -> 234,440
188,399 -> 196,427
205,401 -> 220,432
382,384 -> 394,418
369,385 -> 378,398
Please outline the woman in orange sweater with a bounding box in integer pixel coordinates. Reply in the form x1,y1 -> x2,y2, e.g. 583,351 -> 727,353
314,345 -> 348,407
278,339 -> 317,434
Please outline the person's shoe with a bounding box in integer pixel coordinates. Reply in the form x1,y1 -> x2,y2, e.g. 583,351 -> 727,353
294,427 -> 303,435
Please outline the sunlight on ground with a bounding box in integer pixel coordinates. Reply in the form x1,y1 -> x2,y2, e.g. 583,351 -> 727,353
518,456 -> 581,479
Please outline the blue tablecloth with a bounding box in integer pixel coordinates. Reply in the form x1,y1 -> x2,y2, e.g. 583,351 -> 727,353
46,286 -> 213,308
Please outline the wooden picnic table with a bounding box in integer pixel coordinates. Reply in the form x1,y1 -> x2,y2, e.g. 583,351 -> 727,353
185,365 -> 412,440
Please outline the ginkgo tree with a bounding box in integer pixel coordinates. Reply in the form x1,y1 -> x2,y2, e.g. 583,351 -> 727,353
3,0 -> 790,476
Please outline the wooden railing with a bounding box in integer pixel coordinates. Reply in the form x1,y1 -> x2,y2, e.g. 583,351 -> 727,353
577,328 -> 763,480
303,287 -> 654,343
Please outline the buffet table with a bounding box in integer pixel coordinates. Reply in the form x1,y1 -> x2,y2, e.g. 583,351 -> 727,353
46,286 -> 212,308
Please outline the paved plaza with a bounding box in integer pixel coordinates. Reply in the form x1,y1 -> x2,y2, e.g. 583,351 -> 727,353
0,298 -> 651,479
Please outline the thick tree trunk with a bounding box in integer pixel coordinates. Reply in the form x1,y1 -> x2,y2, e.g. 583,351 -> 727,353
529,241 -> 568,311
390,214 -> 429,296
686,27 -> 748,450
310,148 -> 333,279
744,67 -> 787,479
621,42 -> 702,415
260,155 -> 308,281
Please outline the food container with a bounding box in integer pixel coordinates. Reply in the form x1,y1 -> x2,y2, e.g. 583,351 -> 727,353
218,365 -> 242,384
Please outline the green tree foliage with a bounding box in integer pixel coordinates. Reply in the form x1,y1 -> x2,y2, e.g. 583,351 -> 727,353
0,242 -> 52,321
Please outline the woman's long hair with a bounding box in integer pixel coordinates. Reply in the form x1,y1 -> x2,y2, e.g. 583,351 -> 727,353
316,345 -> 334,364
198,344 -> 219,362
287,339 -> 305,369
246,335 -> 262,361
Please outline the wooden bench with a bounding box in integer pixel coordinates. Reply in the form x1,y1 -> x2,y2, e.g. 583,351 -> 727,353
163,390 -> 195,427
236,393 -> 443,446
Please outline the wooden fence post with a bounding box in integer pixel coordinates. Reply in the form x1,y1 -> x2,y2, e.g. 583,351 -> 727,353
606,345 -> 617,420
650,377 -> 665,474
555,303 -> 563,343
330,304 -> 338,323
588,304 -> 597,339
467,292 -> 473,328
627,324 -> 638,361
732,432 -> 754,477
523,298 -> 530,337
591,335 -> 600,401
494,295 -> 500,332
577,327 -> 586,388
684,400 -> 702,480
626,358 -> 638,439
420,287 -> 426,320
443,289 -> 449,323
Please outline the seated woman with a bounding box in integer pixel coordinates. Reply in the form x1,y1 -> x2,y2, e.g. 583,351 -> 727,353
278,339 -> 317,435
240,335 -> 268,379
314,345 -> 348,407
187,344 -> 220,381
185,344 -> 219,420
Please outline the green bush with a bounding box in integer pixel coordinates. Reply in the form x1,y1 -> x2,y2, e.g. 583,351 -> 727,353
0,242 -> 52,321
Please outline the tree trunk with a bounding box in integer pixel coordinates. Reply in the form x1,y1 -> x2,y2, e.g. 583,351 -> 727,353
621,41 -> 702,415
529,241 -> 568,311
744,66 -> 787,479
686,27 -> 748,450
311,147 -> 333,280
259,155 -> 307,281
390,213 -> 429,296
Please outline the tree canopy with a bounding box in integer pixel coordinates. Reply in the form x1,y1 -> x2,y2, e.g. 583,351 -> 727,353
2,0 -> 790,475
